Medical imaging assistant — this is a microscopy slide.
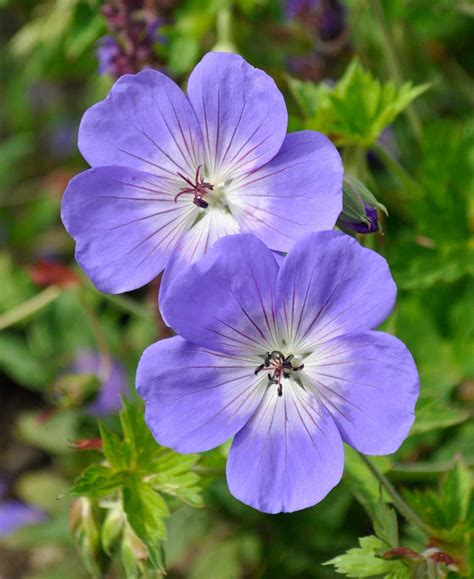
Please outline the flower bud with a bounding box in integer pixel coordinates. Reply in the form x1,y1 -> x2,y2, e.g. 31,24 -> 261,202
120,524 -> 148,577
101,505 -> 124,555
337,176 -> 387,235
70,498 -> 104,577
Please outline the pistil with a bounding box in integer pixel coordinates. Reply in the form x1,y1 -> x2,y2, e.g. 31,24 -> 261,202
175,165 -> 214,208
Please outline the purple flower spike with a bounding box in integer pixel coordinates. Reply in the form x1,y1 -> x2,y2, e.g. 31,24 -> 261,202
72,350 -> 128,416
96,36 -> 122,76
137,231 -> 419,514
61,53 -> 343,295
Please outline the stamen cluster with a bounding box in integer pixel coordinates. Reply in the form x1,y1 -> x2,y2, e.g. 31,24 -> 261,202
175,166 -> 214,209
254,351 -> 305,397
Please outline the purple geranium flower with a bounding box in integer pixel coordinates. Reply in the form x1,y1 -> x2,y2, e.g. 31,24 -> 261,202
136,231 -> 419,514
61,52 -> 343,295
72,350 -> 128,416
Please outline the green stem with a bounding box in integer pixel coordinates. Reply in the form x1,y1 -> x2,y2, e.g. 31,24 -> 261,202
79,294 -> 111,380
0,285 -> 62,331
359,454 -> 432,536
214,2 -> 236,53
372,142 -> 424,199
342,146 -> 368,181
369,0 -> 423,141
98,292 -> 152,322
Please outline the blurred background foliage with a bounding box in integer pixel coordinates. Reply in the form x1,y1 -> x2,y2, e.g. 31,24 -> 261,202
0,0 -> 473,577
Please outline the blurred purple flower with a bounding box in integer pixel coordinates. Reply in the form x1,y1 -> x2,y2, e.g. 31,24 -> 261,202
319,2 -> 345,41
61,52 -> 343,295
285,0 -> 321,20
97,1 -> 166,78
72,350 -> 128,416
47,122 -> 77,161
137,231 -> 419,513
285,0 -> 345,42
287,52 -> 325,81
96,35 -> 122,76
0,481 -> 47,538
0,501 -> 46,537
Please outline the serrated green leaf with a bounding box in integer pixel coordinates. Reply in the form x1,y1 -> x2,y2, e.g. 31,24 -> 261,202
324,536 -> 408,577
122,478 -> 169,570
148,471 -> 204,508
373,497 -> 399,548
291,59 -> 429,147
99,422 -> 128,471
119,398 -> 159,471
287,75 -> 332,118
147,448 -> 204,507
402,458 -> 473,543
69,465 -> 125,499
441,458 -> 472,526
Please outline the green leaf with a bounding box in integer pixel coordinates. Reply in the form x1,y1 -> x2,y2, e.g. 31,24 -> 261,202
411,399 -> 470,434
373,497 -> 399,548
122,478 -> 169,571
394,244 -> 474,291
65,14 -> 105,59
441,458 -> 472,526
402,458 -> 472,542
324,536 -> 408,577
119,398 -> 159,471
69,465 -> 125,499
147,449 -> 204,507
15,470 -> 69,513
0,333 -> 48,390
99,422 -> 128,471
290,59 -> 429,148
287,75 -> 332,119
16,409 -> 79,454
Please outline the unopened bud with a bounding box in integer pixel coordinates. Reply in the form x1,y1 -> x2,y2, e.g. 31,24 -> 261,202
101,506 -> 124,555
70,498 -> 104,576
337,176 -> 387,235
